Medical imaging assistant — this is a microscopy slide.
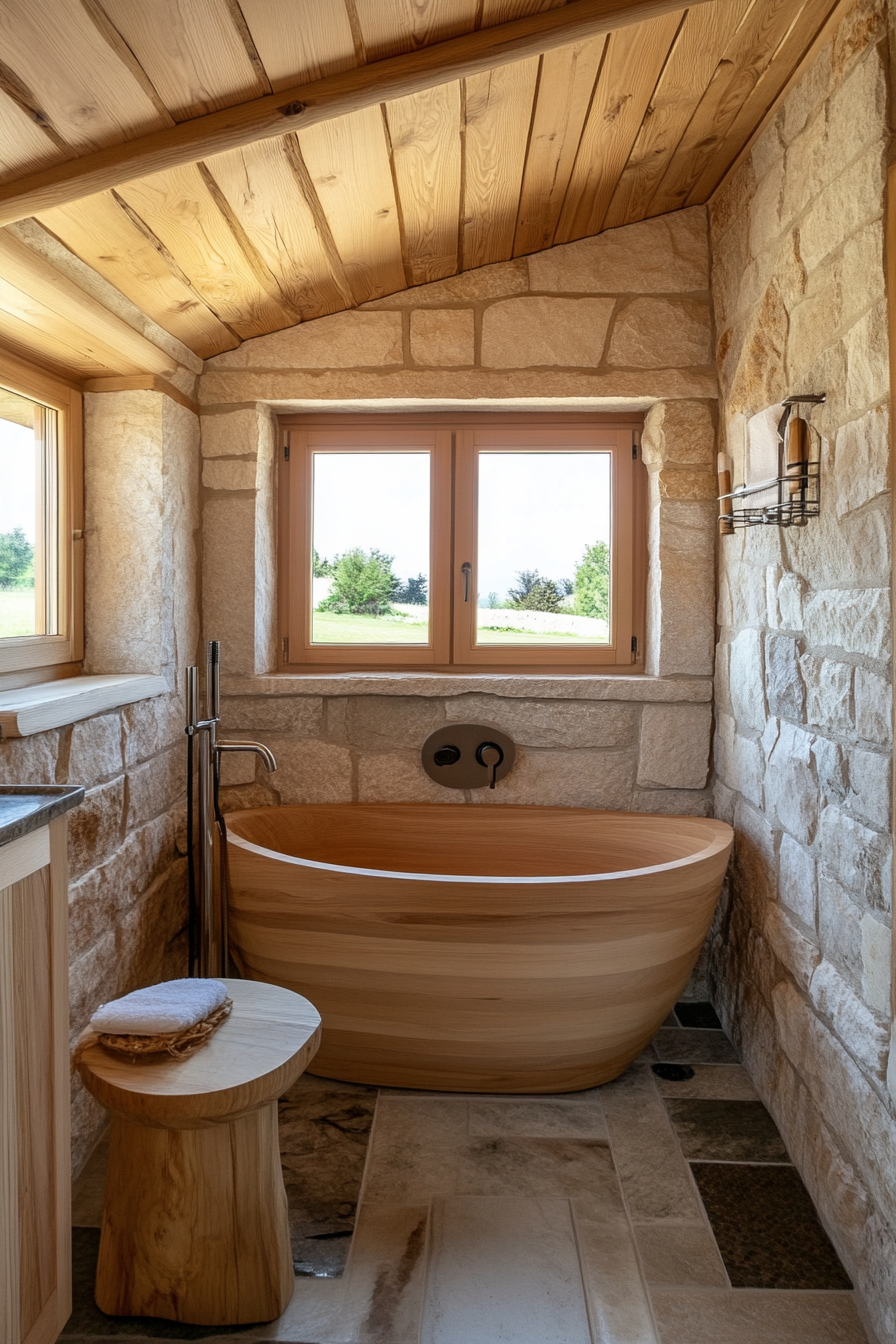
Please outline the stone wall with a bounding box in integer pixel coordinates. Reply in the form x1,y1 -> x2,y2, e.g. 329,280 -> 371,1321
0,388 -> 200,1171
709,2 -> 895,1337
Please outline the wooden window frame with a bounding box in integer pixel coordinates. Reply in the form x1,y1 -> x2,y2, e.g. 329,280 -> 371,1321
0,350 -> 84,685
278,413 -> 646,674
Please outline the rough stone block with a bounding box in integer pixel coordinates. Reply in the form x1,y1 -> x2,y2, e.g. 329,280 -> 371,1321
809,959 -> 890,1080
66,713 -> 124,785
631,790 -> 712,816
344,696 -> 445,750
363,259 -> 527,306
798,143 -> 886,274
357,751 -> 465,804
607,299 -> 712,369
825,43 -> 888,182
215,739 -> 258,788
772,571 -> 806,631
220,695 -> 323,736
803,587 -> 890,659
818,871 -> 865,987
713,713 -> 763,804
480,296 -> 614,367
764,902 -> 821,990
640,400 -> 716,469
528,207 -> 709,293
748,156 -> 784,257
637,703 -> 711,789
202,459 -> 257,490
471,748 -> 636,810
202,495 -> 256,676
845,300 -> 889,410
647,499 -> 716,677
839,219 -> 886,332
766,722 -> 819,844
732,799 -> 776,911
766,635 -> 805,720
832,406 -> 889,518
847,746 -> 890,830
126,747 -> 183,828
728,628 -> 766,731
657,469 -> 716,500
860,912 -> 892,1017
0,730 -> 59,786
444,695 -> 637,749
123,694 -> 184,766
779,833 -> 816,928
410,309 -> 474,366
268,738 -> 353,804
68,813 -> 176,962
200,405 -> 266,458
800,655 -> 853,731
67,778 -> 126,880
207,310 -> 403,368
819,806 -> 891,910
855,667 -> 892,743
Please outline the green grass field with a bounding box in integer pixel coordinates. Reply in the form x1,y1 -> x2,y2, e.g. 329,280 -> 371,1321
476,628 -> 593,643
0,589 -> 37,638
312,611 -> 430,644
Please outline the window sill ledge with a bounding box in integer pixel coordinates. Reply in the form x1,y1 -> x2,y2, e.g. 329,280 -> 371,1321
222,672 -> 712,702
0,674 -> 168,739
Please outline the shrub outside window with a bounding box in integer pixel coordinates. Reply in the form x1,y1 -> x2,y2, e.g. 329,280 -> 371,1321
278,415 -> 645,671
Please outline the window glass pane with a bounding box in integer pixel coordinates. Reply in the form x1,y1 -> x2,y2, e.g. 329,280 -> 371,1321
0,389 -> 56,640
311,452 -> 431,645
476,452 -> 611,645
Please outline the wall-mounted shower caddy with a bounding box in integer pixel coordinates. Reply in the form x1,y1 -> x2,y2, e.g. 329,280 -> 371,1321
717,393 -> 825,533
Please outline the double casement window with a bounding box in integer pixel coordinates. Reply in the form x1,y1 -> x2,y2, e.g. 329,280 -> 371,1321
279,415 -> 645,671
0,354 -> 82,682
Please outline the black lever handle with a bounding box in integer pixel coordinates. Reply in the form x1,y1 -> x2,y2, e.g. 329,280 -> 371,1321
461,561 -> 472,602
477,741 -> 503,789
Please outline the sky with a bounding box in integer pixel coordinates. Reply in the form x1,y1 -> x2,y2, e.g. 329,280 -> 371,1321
311,450 -> 612,600
0,419 -> 37,541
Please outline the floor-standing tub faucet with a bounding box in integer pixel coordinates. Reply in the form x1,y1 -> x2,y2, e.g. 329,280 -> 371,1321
185,640 -> 277,977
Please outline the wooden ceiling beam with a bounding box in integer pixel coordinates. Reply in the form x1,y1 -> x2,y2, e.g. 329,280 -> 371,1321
0,0 -> 712,227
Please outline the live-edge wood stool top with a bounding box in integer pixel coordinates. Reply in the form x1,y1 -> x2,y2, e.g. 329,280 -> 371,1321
78,979 -> 322,1128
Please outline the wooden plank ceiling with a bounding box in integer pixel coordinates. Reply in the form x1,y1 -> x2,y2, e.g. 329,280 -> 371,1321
0,0 -> 836,378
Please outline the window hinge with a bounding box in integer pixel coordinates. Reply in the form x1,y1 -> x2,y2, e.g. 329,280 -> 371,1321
631,635 -> 639,663
281,636 -> 289,662
283,442 -> 290,461
632,430 -> 641,460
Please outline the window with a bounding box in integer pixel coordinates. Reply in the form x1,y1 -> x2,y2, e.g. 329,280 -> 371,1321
0,352 -> 83,683
279,415 -> 644,670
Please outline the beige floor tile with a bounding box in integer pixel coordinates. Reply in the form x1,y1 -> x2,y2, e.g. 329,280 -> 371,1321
362,1098 -> 470,1202
633,1222 -> 729,1287
652,1064 -> 759,1101
71,1131 -> 109,1227
468,1098 -> 608,1140
422,1196 -> 591,1344
650,1288 -> 870,1343
600,1067 -> 704,1221
573,1199 -> 659,1344
454,1137 -> 619,1198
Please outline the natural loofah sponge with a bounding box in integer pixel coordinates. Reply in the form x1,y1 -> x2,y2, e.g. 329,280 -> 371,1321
89,978 -> 229,1036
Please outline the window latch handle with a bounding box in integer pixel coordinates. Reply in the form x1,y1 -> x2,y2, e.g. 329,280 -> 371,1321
461,562 -> 472,603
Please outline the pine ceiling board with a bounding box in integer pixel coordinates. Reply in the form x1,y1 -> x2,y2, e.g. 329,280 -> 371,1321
298,106 -> 406,306
96,0 -> 267,120
461,56 -> 540,270
481,0 -> 567,21
0,277 -> 141,376
36,192 -> 238,358
0,94 -> 69,185
114,162 -> 297,338
602,0 -> 752,229
0,0 -> 171,153
385,82 -> 462,286
0,310 -> 115,379
353,0 -> 480,62
649,0 -> 810,216
555,9 -> 684,244
684,0 -> 838,206
513,36 -> 606,256
202,138 -> 353,320
237,0 -> 357,88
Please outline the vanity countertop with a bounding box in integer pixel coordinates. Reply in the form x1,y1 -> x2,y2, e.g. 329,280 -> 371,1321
0,785 -> 85,848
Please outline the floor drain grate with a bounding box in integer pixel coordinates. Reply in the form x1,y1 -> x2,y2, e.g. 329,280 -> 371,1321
651,1063 -> 695,1081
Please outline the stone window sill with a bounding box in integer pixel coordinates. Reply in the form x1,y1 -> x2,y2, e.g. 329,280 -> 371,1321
0,674 -> 168,738
222,672 -> 712,702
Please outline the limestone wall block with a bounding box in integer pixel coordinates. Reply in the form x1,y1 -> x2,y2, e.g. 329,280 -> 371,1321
860,912 -> 892,1018
799,655 -> 852,731
750,113 -> 784,182
847,747 -> 891,830
67,778 -> 126,880
202,459 -> 257,490
715,713 -> 764,807
527,207 -> 709,293
267,738 -> 353,804
781,40 -> 832,145
200,406 -> 265,457
127,747 -> 185,828
357,751 -> 465,804
808,959 -> 890,1081
216,738 -> 261,787
637,703 -> 711,789
632,789 -> 712,816
765,635 -> 805,720
773,571 -> 806,631
657,469 -> 716,500
732,799 -> 776,911
362,259 -> 527,306
844,299 -> 889,410
854,667 -> 892,743
780,105 -> 827,225
444,695 -> 637,748
832,405 -> 889,518
812,736 -> 848,808
709,156 -> 756,245
747,156 -> 784,258
798,143 -> 885,273
220,695 -> 323,736
202,495 -> 256,675
765,722 -> 818,844
788,281 -> 842,374
728,628 -> 766,730
824,44 -> 888,184
0,730 -> 59,785
123,694 -> 185,766
819,806 -> 891,911
343,696 -> 445,750
648,499 -> 716,677
68,813 -> 175,962
717,562 -> 765,630
480,296 -> 614,367
803,586 -> 891,659
839,218 -> 886,324
779,833 -> 817,928
67,713 -> 124,785
207,310 -> 403,369
640,400 -> 715,469
607,298 -> 712,369
410,309 -> 474,366
764,902 -> 820,990
469,748 -> 636,810
818,871 -> 865,986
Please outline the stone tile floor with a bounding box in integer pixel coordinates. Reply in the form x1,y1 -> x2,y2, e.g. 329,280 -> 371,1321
66,1004 -> 871,1344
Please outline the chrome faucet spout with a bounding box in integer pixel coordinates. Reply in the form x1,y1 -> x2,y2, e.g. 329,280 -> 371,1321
216,740 -> 278,773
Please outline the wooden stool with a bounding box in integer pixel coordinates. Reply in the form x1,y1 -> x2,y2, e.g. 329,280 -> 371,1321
77,979 -> 321,1326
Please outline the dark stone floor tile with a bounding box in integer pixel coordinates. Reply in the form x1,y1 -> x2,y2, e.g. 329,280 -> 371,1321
654,1028 -> 740,1064
691,1163 -> 853,1290
666,1099 -> 790,1162
674,1001 -> 723,1030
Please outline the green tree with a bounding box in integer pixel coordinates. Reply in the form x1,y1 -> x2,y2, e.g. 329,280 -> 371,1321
318,547 -> 397,615
0,528 -> 34,590
508,569 -> 565,613
312,548 -> 335,577
574,541 -> 610,621
395,573 -> 427,605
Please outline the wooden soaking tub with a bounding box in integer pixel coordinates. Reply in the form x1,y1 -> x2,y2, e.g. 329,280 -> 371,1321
225,805 -> 733,1093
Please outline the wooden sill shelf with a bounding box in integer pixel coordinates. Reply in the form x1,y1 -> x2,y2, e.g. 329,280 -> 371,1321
0,674 -> 167,738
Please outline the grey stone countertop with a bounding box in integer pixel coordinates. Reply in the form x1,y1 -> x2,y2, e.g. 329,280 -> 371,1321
0,785 -> 85,848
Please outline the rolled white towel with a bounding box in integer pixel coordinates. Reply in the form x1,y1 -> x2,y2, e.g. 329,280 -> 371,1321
89,979 -> 229,1036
